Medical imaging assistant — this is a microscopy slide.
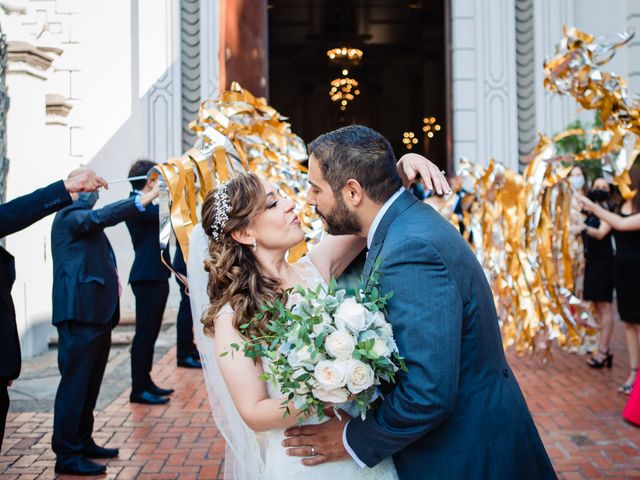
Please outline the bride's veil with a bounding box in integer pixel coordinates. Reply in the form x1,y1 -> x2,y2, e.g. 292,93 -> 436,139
187,224 -> 266,479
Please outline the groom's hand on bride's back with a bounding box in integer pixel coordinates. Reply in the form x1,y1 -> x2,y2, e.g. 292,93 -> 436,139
282,412 -> 351,466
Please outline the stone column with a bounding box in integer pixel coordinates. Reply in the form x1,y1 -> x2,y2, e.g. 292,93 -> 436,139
200,0 -> 221,101
533,0 -> 575,138
451,0 -> 519,170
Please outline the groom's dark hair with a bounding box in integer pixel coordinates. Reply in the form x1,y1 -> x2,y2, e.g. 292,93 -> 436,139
308,125 -> 402,204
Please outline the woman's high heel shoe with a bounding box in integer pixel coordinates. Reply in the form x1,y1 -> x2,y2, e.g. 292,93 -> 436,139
619,368 -> 638,396
587,349 -> 613,369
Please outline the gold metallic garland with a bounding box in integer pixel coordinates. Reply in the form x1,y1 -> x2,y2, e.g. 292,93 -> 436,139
456,148 -> 597,354
152,82 -> 314,263
454,27 -> 640,353
544,26 -> 639,196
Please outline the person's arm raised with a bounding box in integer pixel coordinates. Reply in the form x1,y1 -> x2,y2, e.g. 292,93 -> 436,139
578,194 -> 640,231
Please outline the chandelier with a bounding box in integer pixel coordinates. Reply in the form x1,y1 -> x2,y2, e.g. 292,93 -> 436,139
327,46 -> 364,111
402,131 -> 418,150
326,47 -> 363,65
422,116 -> 442,138
329,77 -> 361,111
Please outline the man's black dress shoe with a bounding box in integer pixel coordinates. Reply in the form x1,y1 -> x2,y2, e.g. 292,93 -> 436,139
178,356 -> 202,369
149,384 -> 175,396
130,391 -> 170,405
55,457 -> 106,476
82,442 -> 119,459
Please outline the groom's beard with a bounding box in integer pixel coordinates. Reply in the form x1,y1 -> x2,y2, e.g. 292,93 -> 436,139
317,195 -> 361,235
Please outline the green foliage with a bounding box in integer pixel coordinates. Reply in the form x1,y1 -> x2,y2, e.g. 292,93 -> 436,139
553,112 -> 605,183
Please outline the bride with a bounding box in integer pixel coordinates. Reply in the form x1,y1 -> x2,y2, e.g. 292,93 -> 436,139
187,154 -> 448,479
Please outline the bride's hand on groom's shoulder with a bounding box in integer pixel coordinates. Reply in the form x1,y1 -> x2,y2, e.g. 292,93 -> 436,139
282,410 -> 351,466
397,153 -> 452,196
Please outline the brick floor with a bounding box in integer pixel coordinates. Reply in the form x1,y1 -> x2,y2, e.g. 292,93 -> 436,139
1,326 -> 640,479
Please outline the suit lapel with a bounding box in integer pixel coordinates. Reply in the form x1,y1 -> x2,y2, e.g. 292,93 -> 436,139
362,243 -> 381,281
361,191 -> 417,281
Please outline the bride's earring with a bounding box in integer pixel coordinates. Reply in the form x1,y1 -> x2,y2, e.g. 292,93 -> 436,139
252,240 -> 257,252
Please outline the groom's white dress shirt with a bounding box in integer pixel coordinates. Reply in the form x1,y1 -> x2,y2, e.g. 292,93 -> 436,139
343,187 -> 405,468
366,188 -> 404,250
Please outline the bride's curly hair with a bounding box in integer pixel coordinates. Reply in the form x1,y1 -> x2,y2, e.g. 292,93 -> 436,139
201,173 -> 285,337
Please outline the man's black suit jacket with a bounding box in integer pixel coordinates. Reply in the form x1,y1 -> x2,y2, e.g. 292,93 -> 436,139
0,180 -> 71,381
125,192 -> 170,284
51,196 -> 140,327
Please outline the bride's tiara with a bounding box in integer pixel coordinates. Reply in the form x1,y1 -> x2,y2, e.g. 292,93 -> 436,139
207,181 -> 231,241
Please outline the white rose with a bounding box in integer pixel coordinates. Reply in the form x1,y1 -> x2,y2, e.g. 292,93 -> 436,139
312,386 -> 350,403
371,311 -> 387,329
288,345 -> 314,369
325,330 -> 356,359
296,345 -> 313,362
313,359 -> 348,389
359,330 -> 390,359
379,321 -> 393,338
345,359 -> 375,394
312,313 -> 333,337
372,336 -> 391,358
334,298 -> 368,333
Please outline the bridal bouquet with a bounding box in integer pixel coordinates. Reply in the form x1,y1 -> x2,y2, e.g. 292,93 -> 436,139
225,263 -> 406,421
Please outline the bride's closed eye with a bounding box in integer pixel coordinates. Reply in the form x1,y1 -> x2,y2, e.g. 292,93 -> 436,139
266,191 -> 287,209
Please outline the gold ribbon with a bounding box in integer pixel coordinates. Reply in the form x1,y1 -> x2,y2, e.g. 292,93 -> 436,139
154,83 -> 313,262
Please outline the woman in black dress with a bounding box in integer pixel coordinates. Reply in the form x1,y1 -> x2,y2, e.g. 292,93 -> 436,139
579,166 -> 640,395
578,178 -> 615,369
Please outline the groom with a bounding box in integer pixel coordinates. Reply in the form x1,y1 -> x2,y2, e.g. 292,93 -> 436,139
284,125 -> 556,479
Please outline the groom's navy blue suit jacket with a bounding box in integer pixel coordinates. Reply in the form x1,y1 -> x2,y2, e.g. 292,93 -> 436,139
346,191 -> 556,479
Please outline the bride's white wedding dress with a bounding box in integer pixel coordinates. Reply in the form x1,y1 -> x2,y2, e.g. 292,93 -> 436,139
187,225 -> 398,480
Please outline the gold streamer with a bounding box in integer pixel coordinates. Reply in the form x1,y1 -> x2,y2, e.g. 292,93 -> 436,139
453,26 -> 640,353
455,153 -> 597,354
154,82 -> 314,262
544,26 -> 639,192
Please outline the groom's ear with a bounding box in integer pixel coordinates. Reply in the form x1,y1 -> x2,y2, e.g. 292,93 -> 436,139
343,179 -> 364,207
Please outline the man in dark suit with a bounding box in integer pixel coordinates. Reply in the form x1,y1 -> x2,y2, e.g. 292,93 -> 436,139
0,169 -> 106,453
125,160 -> 173,405
173,244 -> 201,369
286,126 -> 556,479
51,186 -> 158,476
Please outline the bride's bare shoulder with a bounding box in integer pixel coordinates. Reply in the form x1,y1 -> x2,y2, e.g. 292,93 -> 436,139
213,304 -> 239,341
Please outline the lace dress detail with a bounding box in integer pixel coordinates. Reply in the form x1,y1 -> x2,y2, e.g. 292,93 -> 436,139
220,256 -> 398,480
